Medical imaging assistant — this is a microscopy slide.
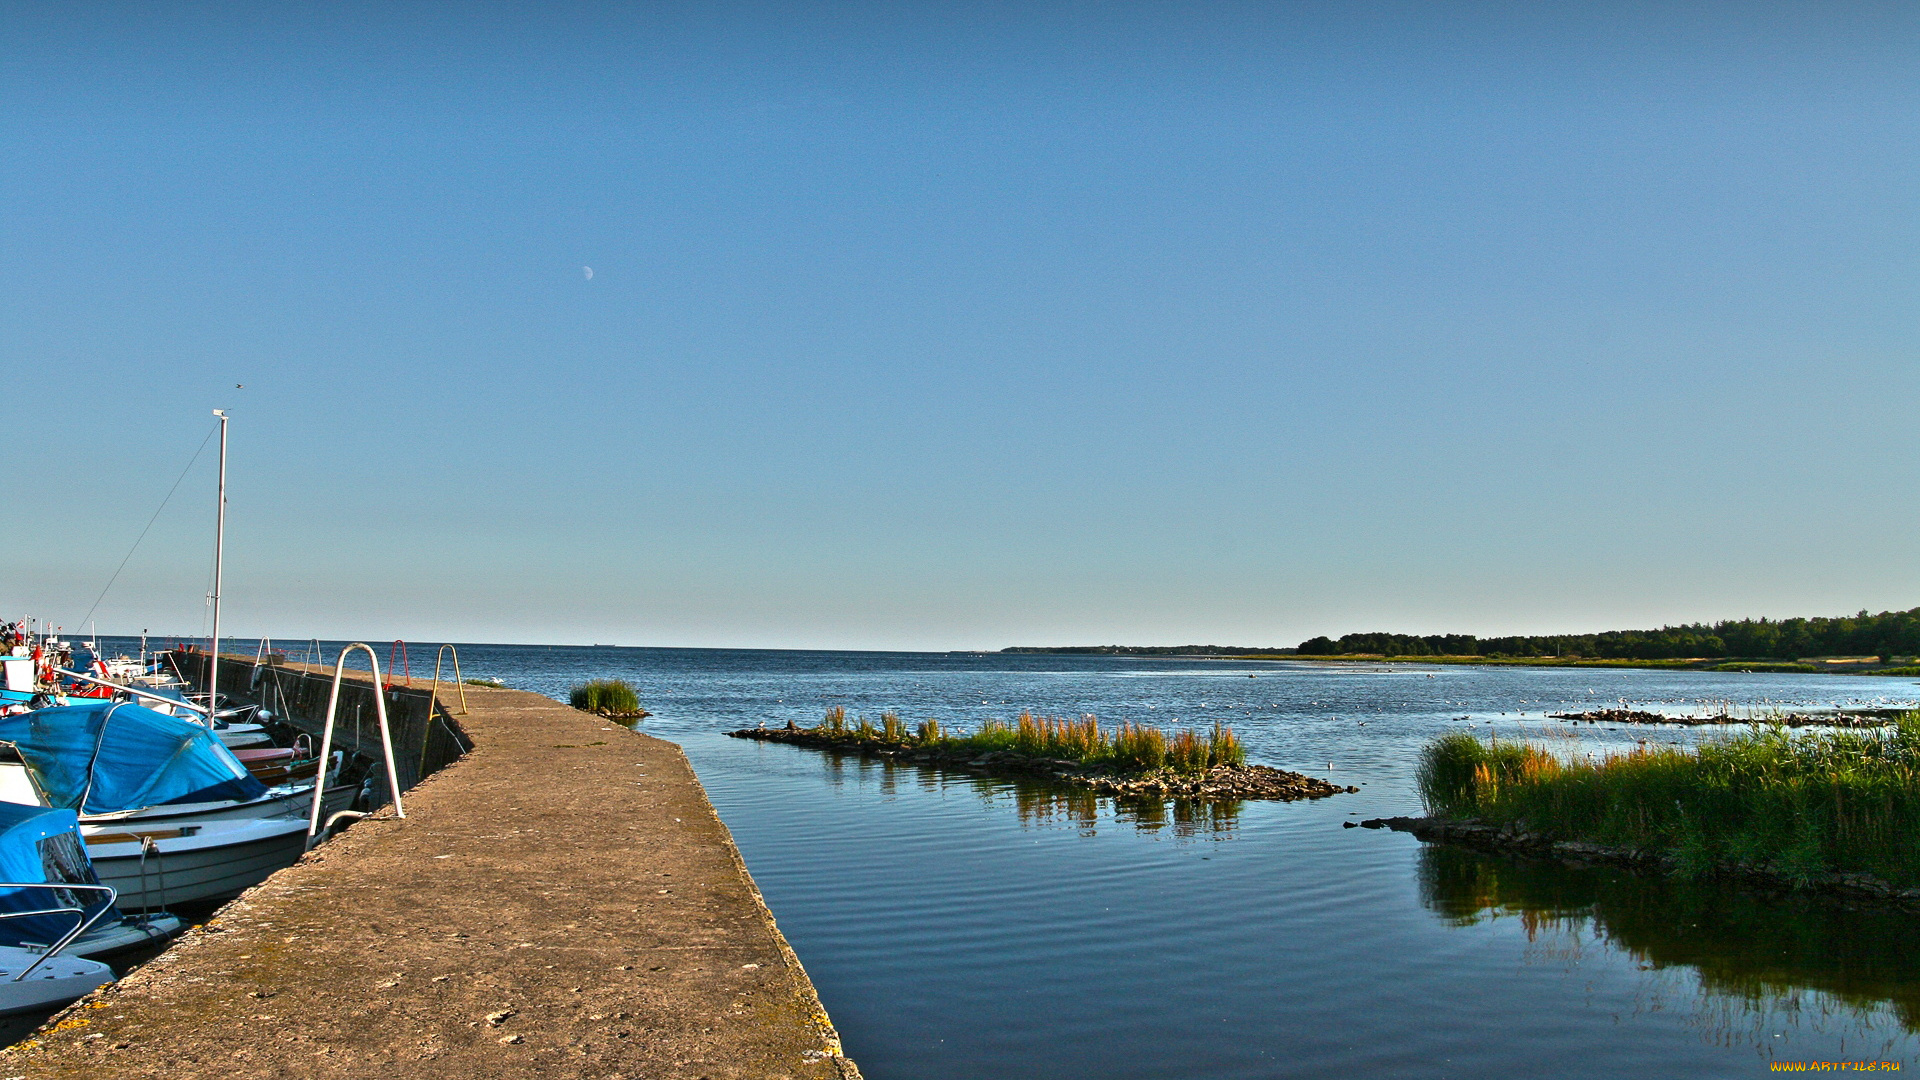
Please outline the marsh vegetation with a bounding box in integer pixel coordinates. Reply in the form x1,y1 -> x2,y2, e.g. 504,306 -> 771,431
1417,717 -> 1920,887
731,707 -> 1350,801
803,705 -> 1242,773
568,678 -> 647,721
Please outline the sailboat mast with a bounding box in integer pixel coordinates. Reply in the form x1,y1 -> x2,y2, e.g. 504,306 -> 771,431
207,409 -> 228,728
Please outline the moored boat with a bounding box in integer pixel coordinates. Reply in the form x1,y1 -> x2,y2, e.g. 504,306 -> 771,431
0,701 -> 349,905
0,801 -> 180,958
0,881 -> 117,1015
0,699 -> 352,826
81,817 -> 310,909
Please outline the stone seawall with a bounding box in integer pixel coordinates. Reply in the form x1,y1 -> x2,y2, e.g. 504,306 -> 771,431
7,673 -> 861,1079
175,648 -> 466,797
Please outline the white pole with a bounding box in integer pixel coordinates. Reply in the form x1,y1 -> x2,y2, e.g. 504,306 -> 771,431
207,409 -> 228,728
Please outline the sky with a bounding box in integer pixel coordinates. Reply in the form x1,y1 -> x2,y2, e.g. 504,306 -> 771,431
1,2 -> 1915,650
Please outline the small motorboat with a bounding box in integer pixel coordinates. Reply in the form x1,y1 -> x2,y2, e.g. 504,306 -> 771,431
0,801 -> 124,1011
82,817 -> 310,909
0,801 -> 181,958
213,723 -> 274,750
0,702 -> 351,905
0,881 -> 117,1016
0,656 -> 33,710
0,700 -> 354,827
233,745 -> 321,783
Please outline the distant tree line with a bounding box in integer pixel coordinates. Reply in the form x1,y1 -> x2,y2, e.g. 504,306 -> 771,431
1000,645 -> 1289,656
1296,607 -> 1920,661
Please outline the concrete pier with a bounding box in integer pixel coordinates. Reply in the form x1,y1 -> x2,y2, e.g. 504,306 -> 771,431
5,680 -> 861,1079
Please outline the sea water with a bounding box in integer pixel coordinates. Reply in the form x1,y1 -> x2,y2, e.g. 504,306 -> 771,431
163,642 -> 1920,1077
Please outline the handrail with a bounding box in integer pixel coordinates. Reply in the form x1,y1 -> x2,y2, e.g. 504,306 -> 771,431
428,644 -> 469,717
308,644 -> 406,843
419,644 -> 469,781
386,639 -> 411,691
53,668 -> 211,716
0,882 -> 116,981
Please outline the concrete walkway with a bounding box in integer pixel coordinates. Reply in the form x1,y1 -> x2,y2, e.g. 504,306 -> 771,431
5,684 -> 861,1080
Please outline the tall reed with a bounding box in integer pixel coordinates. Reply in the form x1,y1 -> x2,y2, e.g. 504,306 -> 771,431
797,706 -> 1243,776
881,711 -> 908,742
1417,718 -> 1920,887
1111,722 -> 1167,770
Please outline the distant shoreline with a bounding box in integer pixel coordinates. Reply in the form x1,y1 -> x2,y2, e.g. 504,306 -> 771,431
1249,653 -> 1920,676
999,645 -> 1297,657
1000,647 -> 1920,677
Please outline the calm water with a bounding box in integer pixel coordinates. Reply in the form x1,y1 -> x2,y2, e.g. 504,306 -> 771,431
154,642 -> 1920,1076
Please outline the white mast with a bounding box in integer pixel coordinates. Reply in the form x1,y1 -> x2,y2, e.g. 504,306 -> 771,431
206,409 -> 228,728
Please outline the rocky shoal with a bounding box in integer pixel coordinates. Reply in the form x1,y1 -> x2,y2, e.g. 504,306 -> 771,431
726,727 -> 1356,801
1546,708 -> 1901,728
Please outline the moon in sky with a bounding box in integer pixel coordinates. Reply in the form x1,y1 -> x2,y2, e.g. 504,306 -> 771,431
583,266 -> 593,280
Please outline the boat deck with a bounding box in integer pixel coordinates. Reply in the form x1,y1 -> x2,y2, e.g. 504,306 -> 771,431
4,681 -> 861,1079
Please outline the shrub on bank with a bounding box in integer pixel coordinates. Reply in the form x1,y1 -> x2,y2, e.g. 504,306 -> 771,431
569,678 -> 643,717
1417,717 -> 1920,887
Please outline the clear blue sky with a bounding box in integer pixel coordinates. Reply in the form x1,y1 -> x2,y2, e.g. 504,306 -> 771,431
2,2 -> 1914,650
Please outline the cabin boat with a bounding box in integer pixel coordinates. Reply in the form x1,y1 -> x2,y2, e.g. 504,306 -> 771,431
0,702 -> 351,905
0,801 -> 180,958
0,879 -> 116,1016
81,817 -> 310,910
0,657 -> 33,710
233,745 -> 321,784
0,700 -> 353,827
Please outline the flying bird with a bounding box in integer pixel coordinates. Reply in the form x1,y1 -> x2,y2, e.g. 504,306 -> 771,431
235,384 -> 244,388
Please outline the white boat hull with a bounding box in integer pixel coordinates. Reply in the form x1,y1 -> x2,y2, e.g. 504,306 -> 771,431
79,784 -> 356,827
0,763 -> 358,827
69,914 -> 184,958
0,946 -> 112,1015
12,914 -> 184,960
85,819 -> 309,908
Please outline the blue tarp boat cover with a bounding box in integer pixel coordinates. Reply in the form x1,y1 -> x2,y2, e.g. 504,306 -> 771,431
0,701 -> 267,814
0,801 -> 115,947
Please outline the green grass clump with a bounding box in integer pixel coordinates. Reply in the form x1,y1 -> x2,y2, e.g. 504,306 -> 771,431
569,678 -> 642,716
464,677 -> 508,688
1110,722 -> 1167,770
797,707 -> 1244,776
1417,717 -> 1920,888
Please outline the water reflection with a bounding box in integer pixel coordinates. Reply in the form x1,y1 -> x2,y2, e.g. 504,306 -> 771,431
802,747 -> 1243,837
1007,786 -> 1242,838
1419,846 -> 1920,1047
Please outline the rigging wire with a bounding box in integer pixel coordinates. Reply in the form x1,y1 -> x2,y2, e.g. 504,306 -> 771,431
78,423 -> 218,634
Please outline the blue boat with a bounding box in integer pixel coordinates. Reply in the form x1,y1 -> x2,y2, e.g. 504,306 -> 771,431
0,800 -> 179,959
0,700 -> 327,907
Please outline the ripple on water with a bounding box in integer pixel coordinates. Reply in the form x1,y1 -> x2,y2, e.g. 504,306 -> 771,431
195,642 -> 1920,1080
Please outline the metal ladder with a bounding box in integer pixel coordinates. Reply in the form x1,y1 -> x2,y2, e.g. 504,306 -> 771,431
427,644 -> 469,717
307,643 -> 407,846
